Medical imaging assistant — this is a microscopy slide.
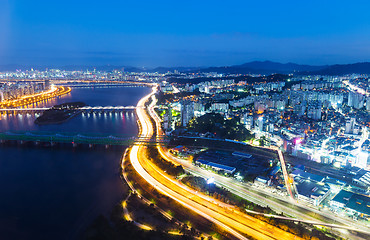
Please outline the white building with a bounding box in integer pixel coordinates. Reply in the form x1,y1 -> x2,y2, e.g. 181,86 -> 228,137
355,151 -> 369,169
210,103 -> 229,113
181,101 -> 194,127
241,114 -> 253,130
257,117 -> 264,132
348,92 -> 365,109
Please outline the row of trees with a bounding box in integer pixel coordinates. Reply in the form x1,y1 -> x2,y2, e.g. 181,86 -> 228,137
181,175 -> 271,213
146,146 -> 185,177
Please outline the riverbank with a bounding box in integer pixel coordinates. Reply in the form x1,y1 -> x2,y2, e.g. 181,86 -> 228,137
0,86 -> 151,240
0,86 -> 71,109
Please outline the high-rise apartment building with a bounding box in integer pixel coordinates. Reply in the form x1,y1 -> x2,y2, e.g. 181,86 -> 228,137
181,101 -> 194,127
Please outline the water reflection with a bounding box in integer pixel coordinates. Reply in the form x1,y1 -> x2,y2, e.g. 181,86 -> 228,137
0,87 -> 151,240
0,110 -> 137,135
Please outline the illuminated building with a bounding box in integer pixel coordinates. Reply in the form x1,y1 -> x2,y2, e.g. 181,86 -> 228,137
330,190 -> 370,220
181,100 -> 194,127
355,151 -> 369,169
210,102 -> 229,113
348,91 -> 365,109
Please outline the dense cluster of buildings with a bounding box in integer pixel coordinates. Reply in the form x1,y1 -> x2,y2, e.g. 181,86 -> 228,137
0,80 -> 50,102
157,73 -> 370,221
0,68 -> 161,82
330,189 -> 370,220
2,68 -> 369,222
160,76 -> 370,169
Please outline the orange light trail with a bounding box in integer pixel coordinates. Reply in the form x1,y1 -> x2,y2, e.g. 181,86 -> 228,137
0,86 -> 71,109
128,86 -> 304,240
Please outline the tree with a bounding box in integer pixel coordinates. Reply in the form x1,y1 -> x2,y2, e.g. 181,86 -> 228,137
188,113 -> 254,141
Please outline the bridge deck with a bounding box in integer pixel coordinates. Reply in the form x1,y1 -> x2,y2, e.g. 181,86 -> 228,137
0,131 -> 169,146
0,106 -> 136,111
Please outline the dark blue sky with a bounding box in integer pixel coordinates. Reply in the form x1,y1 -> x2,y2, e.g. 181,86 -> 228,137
0,0 -> 369,67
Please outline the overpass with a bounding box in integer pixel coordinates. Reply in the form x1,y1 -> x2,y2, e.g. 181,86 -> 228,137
0,131 -> 169,146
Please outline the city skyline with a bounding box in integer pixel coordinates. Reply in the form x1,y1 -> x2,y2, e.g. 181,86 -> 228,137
1,1 -> 370,239
1,1 -> 370,67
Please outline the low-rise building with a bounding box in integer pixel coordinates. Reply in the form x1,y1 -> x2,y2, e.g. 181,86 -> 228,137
195,159 -> 236,174
330,190 -> 370,220
294,176 -> 331,206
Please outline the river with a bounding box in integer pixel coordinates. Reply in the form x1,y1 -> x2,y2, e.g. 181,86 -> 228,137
0,86 -> 151,240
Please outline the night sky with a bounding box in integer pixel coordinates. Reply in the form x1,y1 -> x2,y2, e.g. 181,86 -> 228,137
0,0 -> 369,67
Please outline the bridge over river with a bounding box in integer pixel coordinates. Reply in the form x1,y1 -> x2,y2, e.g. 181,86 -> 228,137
0,131 -> 169,146
0,106 -> 137,114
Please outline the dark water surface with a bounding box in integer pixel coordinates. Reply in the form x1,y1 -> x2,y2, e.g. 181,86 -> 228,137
0,87 -> 151,240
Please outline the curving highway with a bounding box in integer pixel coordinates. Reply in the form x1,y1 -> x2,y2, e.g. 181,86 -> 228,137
128,87 -> 305,240
147,89 -> 370,239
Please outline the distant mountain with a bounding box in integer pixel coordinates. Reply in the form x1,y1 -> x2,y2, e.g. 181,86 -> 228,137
1,61 -> 369,75
189,61 -> 370,75
196,61 -> 327,75
301,62 -> 370,75
150,66 -> 199,73
237,61 -> 327,72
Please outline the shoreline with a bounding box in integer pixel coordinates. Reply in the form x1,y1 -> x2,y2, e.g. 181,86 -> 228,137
34,110 -> 82,125
0,86 -> 152,240
0,86 -> 71,109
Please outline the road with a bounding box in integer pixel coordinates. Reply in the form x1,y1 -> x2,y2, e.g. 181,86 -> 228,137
129,87 -> 305,240
343,80 -> 369,97
277,149 -> 295,200
148,92 -> 370,239
157,146 -> 370,237
0,86 -> 71,108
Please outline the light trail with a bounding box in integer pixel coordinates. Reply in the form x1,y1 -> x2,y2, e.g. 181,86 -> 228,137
128,86 -> 305,240
122,149 -> 213,239
147,95 -> 370,239
277,149 -> 295,201
130,146 -> 250,240
130,88 -> 249,239
343,80 -> 369,97
0,86 -> 71,109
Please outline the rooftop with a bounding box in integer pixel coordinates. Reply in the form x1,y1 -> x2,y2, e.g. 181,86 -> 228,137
196,159 -> 236,173
294,176 -> 330,199
292,169 -> 325,182
331,190 -> 370,215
